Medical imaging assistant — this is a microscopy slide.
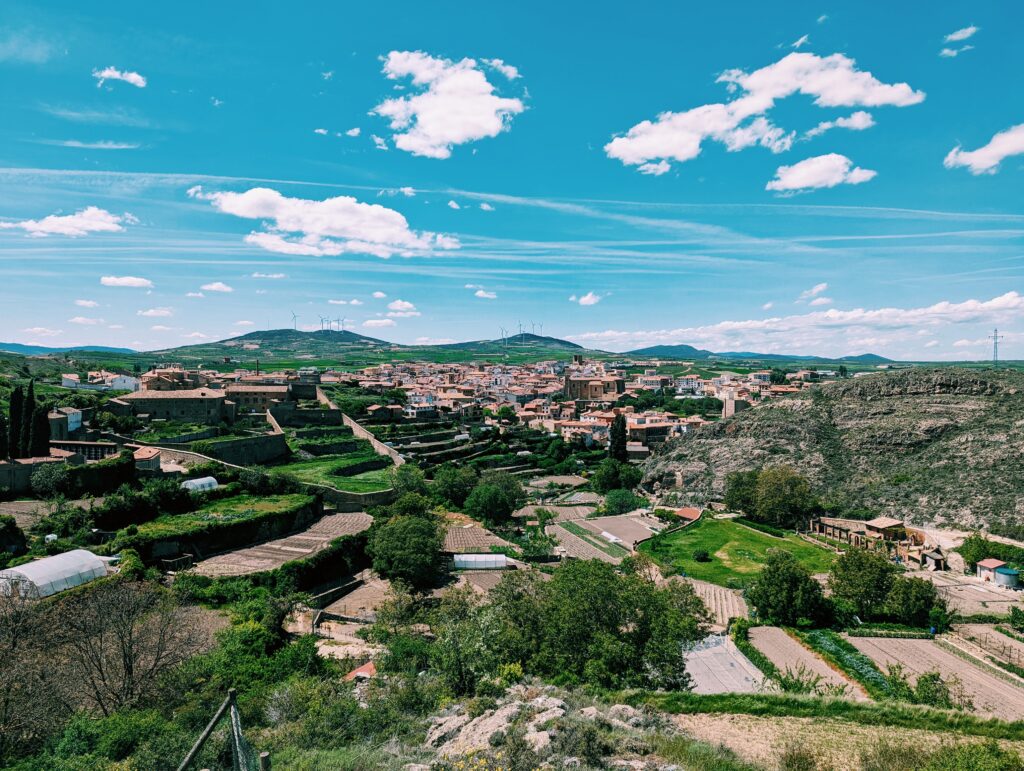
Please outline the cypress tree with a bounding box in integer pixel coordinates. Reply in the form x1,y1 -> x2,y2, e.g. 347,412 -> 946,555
20,380 -> 36,459
31,406 -> 51,458
7,386 -> 23,459
0,410 -> 7,459
609,413 -> 628,462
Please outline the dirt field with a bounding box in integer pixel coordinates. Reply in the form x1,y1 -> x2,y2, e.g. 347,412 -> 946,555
674,576 -> 748,631
673,712 -> 1024,771
322,574 -> 392,621
847,636 -> 1024,720
917,571 -> 1024,616
191,511 -> 372,577
748,626 -> 867,700
0,498 -> 104,530
683,635 -> 765,694
956,624 -> 1024,670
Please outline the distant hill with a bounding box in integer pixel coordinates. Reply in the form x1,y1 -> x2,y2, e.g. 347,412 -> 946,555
226,329 -> 389,346
628,344 -> 713,359
643,368 -> 1024,528
837,353 -> 893,364
0,342 -> 136,356
437,333 -> 584,351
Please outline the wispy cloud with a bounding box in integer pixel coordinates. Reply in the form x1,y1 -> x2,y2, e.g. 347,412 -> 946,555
101,275 -> 153,288
944,124 -> 1024,175
34,139 -> 141,150
0,207 -> 135,237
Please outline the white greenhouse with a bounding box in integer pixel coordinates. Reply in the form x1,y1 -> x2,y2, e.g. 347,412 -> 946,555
181,476 -> 219,492
453,553 -> 508,570
0,549 -> 107,598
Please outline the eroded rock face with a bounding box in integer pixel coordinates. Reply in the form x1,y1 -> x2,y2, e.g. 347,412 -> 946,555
436,702 -> 523,757
642,368 -> 1024,526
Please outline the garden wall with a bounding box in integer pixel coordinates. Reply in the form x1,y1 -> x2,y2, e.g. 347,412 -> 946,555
192,433 -> 290,465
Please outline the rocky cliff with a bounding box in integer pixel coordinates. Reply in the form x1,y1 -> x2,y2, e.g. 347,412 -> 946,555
643,368 -> 1024,528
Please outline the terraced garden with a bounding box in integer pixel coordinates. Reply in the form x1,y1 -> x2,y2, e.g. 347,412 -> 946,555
123,494 -> 314,539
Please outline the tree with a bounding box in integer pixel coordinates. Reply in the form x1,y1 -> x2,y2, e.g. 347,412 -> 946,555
464,472 -> 525,525
389,492 -> 433,519
769,369 -> 788,385
590,459 -> 642,493
0,409 -> 7,459
608,414 -> 628,462
7,386 -> 23,459
432,464 -> 478,507
838,365 -> 848,378
723,469 -> 759,514
30,462 -> 72,499
368,516 -> 444,592
19,381 -> 35,460
753,465 -> 817,529
30,406 -> 51,458
747,549 -> 829,626
885,575 -> 943,628
828,547 -> 897,619
495,405 -> 519,424
390,464 -> 428,497
603,488 -> 645,516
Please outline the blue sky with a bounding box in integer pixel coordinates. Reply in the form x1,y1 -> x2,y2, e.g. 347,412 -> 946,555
1,2 -> 1022,358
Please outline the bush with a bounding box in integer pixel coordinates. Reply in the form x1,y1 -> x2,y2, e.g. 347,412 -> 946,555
603,488 -> 645,516
368,516 -> 444,591
692,549 -> 711,563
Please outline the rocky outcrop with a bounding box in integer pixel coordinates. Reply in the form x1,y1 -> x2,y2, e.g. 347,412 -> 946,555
642,368 -> 1024,527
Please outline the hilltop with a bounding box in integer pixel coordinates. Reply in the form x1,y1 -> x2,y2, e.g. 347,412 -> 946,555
0,342 -> 136,356
438,332 -> 583,352
643,368 -> 1024,528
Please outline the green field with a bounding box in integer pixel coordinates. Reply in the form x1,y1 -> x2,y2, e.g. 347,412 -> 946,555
639,516 -> 835,586
130,494 -> 312,538
272,451 -> 392,492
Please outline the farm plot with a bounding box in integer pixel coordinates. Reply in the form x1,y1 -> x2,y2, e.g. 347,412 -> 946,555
547,522 -> 627,563
673,576 -> 748,631
683,634 -> 765,694
956,624 -> 1024,670
847,636 -> 1024,721
917,571 -> 1024,616
191,511 -> 372,577
749,626 -> 867,700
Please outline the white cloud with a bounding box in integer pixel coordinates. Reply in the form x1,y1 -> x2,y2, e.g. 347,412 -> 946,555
189,185 -> 458,258
482,58 -> 520,80
322,70 -> 334,80
605,52 -> 923,175
809,296 -> 833,306
804,110 -> 875,138
137,307 -> 173,317
766,153 -> 876,193
944,25 -> 978,43
568,294 -> 577,302
235,320 -> 255,326
101,275 -> 152,288
387,299 -> 417,312
791,34 -> 809,49
372,291 -> 387,298
465,283 -> 483,289
924,340 -> 939,348
939,45 -> 974,58
200,281 -> 233,292
69,316 -> 104,325
39,139 -> 141,150
817,15 -> 828,24
762,302 -> 774,310
577,292 -> 603,306
363,318 -> 396,328
944,124 -> 1024,175
75,299 -> 99,307
314,128 -> 328,135
92,66 -> 147,89
251,272 -> 286,279
349,299 -> 363,306
415,336 -> 456,345
799,282 -> 829,300
23,326 -> 61,337
328,299 -> 348,305
0,30 -> 53,63
345,127 -> 361,137
150,325 -> 174,332
182,332 -> 208,339
387,311 -> 421,318
0,206 -> 133,237
373,50 -> 525,159
474,289 -> 497,299
210,97 -> 223,108
638,160 -> 671,176
447,200 -> 461,210
371,134 -> 388,150
479,202 -> 495,211
186,291 -> 205,298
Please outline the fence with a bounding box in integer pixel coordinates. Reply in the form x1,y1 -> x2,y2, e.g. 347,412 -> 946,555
177,689 -> 270,771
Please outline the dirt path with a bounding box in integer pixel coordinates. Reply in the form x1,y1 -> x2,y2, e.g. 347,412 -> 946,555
673,712 -> 1024,771
847,636 -> 1024,721
749,626 -> 867,700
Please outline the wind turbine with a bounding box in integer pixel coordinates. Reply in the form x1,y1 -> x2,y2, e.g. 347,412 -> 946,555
290,311 -> 298,330
335,316 -> 342,332
531,321 -> 536,335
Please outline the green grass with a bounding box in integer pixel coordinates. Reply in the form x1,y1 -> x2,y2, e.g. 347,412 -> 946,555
131,494 -> 313,538
272,450 -> 392,492
560,520 -> 631,558
638,517 -> 835,586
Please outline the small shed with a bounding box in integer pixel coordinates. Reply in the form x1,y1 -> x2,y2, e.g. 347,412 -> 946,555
977,558 -> 1008,581
181,476 -> 219,492
0,549 -> 106,598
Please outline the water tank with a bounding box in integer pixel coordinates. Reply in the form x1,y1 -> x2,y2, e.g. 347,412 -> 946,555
994,567 -> 1020,589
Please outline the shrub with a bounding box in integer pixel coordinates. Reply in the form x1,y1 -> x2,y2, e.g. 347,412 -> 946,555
692,549 -> 711,563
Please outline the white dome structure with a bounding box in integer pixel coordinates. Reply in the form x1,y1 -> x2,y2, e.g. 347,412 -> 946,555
0,549 -> 107,598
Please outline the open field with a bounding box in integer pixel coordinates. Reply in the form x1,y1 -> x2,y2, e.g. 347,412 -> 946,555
673,712 -> 1024,771
916,570 -> 1024,616
132,494 -> 312,539
577,513 -> 665,549
847,636 -> 1024,721
639,517 -> 835,586
546,522 -> 624,563
683,635 -> 765,694
672,576 -> 748,631
749,626 -> 867,700
191,511 -> 371,577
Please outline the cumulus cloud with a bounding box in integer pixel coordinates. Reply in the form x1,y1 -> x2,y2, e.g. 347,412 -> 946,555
0,206 -> 134,237
474,289 -> 497,299
372,291 -> 387,298
605,52 -> 922,175
386,299 -> 419,316
350,299 -> 363,306
188,186 -> 458,258
101,275 -> 152,288
182,332 -> 208,339
373,50 -> 525,159
944,25 -> 978,42
568,292 -> 1024,353
345,127 -> 361,137
766,153 -> 876,193
447,200 -> 461,210
363,318 -> 396,328
137,307 -> 173,317
313,128 -> 328,135
69,316 -> 104,325
944,124 -> 1024,175
251,272 -> 286,279
804,110 -> 874,139
92,66 -> 146,88
809,296 -> 833,306
479,202 -> 495,211
23,326 -> 61,337
75,299 -> 99,307
200,281 -> 233,292
577,292 -> 603,306
799,283 -> 829,300
371,134 -> 388,150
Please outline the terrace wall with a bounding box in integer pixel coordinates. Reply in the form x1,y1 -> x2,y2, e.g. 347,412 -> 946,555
315,387 -> 405,467
193,433 -> 290,466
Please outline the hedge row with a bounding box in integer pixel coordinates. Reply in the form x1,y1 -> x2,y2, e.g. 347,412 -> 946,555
734,517 -> 790,539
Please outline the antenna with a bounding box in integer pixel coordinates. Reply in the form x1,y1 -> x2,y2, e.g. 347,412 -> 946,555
290,311 -> 298,330
990,328 -> 1004,366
